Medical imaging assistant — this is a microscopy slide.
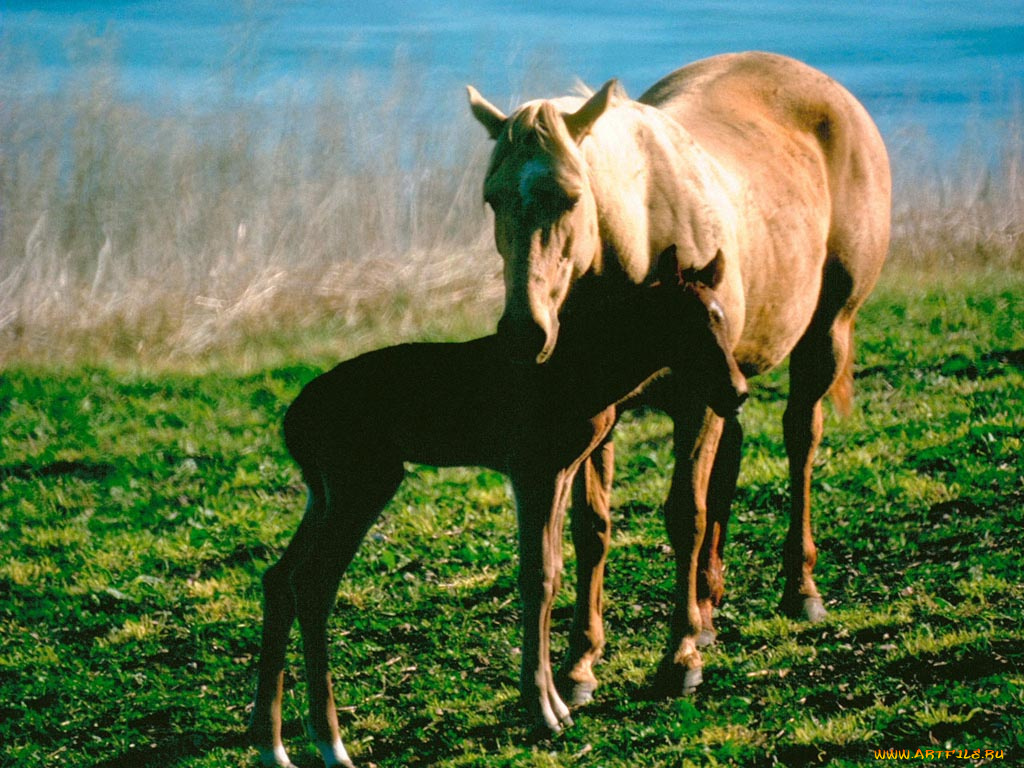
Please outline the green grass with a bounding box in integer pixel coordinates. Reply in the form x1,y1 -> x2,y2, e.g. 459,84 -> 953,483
1,270 -> 1023,768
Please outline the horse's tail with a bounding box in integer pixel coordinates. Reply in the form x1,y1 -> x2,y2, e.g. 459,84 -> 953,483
828,354 -> 854,418
827,320 -> 856,418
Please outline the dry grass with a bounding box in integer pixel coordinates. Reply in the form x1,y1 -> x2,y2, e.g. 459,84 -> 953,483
0,40 -> 501,369
888,112 -> 1024,268
1,43 -> 1021,370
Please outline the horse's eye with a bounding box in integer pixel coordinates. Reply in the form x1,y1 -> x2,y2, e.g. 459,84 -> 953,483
530,187 -> 577,217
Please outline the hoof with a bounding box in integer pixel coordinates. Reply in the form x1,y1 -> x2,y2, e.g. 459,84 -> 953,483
568,681 -> 597,707
314,739 -> 356,768
683,666 -> 703,694
256,744 -> 298,768
696,628 -> 717,648
642,660 -> 703,700
556,671 -> 598,707
803,597 -> 828,623
781,592 -> 827,621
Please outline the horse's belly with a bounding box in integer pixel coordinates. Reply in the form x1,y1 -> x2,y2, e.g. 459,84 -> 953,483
732,238 -> 826,375
733,310 -> 816,375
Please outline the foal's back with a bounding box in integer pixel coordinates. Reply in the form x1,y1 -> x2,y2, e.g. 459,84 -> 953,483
285,337 -> 511,471
284,282 -> 735,475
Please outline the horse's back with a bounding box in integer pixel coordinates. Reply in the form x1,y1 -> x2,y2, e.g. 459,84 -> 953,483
639,52 -> 883,170
641,51 -> 890,308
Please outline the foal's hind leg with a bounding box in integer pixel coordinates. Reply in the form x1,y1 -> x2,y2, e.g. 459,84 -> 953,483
559,436 -> 614,705
780,263 -> 858,622
292,462 -> 405,767
252,478 -> 327,768
696,414 -> 743,646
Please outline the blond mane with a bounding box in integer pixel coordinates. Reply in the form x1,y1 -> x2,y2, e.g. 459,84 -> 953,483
487,99 -> 587,198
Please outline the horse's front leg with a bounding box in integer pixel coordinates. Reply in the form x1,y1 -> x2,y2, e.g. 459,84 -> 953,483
651,405 -> 724,697
510,465 -> 576,736
558,436 -> 614,706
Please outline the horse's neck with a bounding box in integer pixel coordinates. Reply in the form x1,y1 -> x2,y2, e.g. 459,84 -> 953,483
585,103 -> 735,280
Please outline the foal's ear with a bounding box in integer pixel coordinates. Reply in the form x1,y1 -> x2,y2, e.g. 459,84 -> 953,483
680,249 -> 726,289
565,79 -> 624,142
467,86 -> 507,140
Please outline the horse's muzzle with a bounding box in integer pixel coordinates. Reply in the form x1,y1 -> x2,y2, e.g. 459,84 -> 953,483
497,315 -> 559,365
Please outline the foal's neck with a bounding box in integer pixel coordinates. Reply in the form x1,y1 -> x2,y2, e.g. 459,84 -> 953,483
546,295 -> 678,414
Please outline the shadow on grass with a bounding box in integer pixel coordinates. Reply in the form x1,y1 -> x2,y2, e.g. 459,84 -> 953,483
0,459 -> 117,481
91,729 -> 251,768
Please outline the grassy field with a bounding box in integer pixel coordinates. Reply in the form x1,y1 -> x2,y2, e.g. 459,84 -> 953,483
1,267 -> 1022,768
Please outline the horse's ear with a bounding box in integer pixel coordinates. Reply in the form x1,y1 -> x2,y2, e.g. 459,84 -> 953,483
565,78 -> 624,142
467,86 -> 507,140
680,249 -> 726,289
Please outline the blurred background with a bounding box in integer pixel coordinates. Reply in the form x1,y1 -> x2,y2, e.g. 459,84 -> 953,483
1,1 -> 1021,366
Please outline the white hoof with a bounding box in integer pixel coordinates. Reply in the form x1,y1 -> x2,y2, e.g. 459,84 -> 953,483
316,739 -> 355,768
683,667 -> 703,695
804,597 -> 828,623
568,681 -> 597,707
258,744 -> 297,768
697,628 -> 717,648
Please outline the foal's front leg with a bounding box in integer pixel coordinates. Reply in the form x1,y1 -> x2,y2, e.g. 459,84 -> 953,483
651,405 -> 724,696
511,465 -> 576,735
695,414 -> 743,646
512,408 -> 617,734
559,436 -> 614,706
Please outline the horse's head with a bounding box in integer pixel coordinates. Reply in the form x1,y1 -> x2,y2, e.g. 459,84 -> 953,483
468,80 -> 623,363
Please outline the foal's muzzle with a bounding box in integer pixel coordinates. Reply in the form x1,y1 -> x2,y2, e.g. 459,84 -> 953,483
709,375 -> 749,419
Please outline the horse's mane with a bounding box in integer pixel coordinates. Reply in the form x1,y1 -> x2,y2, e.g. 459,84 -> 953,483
503,101 -> 570,153
487,98 -> 587,197
570,79 -> 594,98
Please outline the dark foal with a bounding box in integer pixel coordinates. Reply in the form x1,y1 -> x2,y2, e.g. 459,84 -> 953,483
250,253 -> 747,768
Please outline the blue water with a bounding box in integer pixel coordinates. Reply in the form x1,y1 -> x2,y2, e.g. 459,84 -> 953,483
3,1 -> 1022,149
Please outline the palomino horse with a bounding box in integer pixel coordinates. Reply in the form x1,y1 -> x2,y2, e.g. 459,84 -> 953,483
250,258 -> 747,767
468,51 -> 890,699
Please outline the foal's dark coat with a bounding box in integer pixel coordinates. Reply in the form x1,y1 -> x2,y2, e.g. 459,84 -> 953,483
251,266 -> 746,768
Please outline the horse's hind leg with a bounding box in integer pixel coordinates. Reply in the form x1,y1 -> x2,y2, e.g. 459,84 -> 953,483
696,414 -> 743,646
559,436 -> 614,705
780,260 -> 858,621
292,461 -> 405,767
